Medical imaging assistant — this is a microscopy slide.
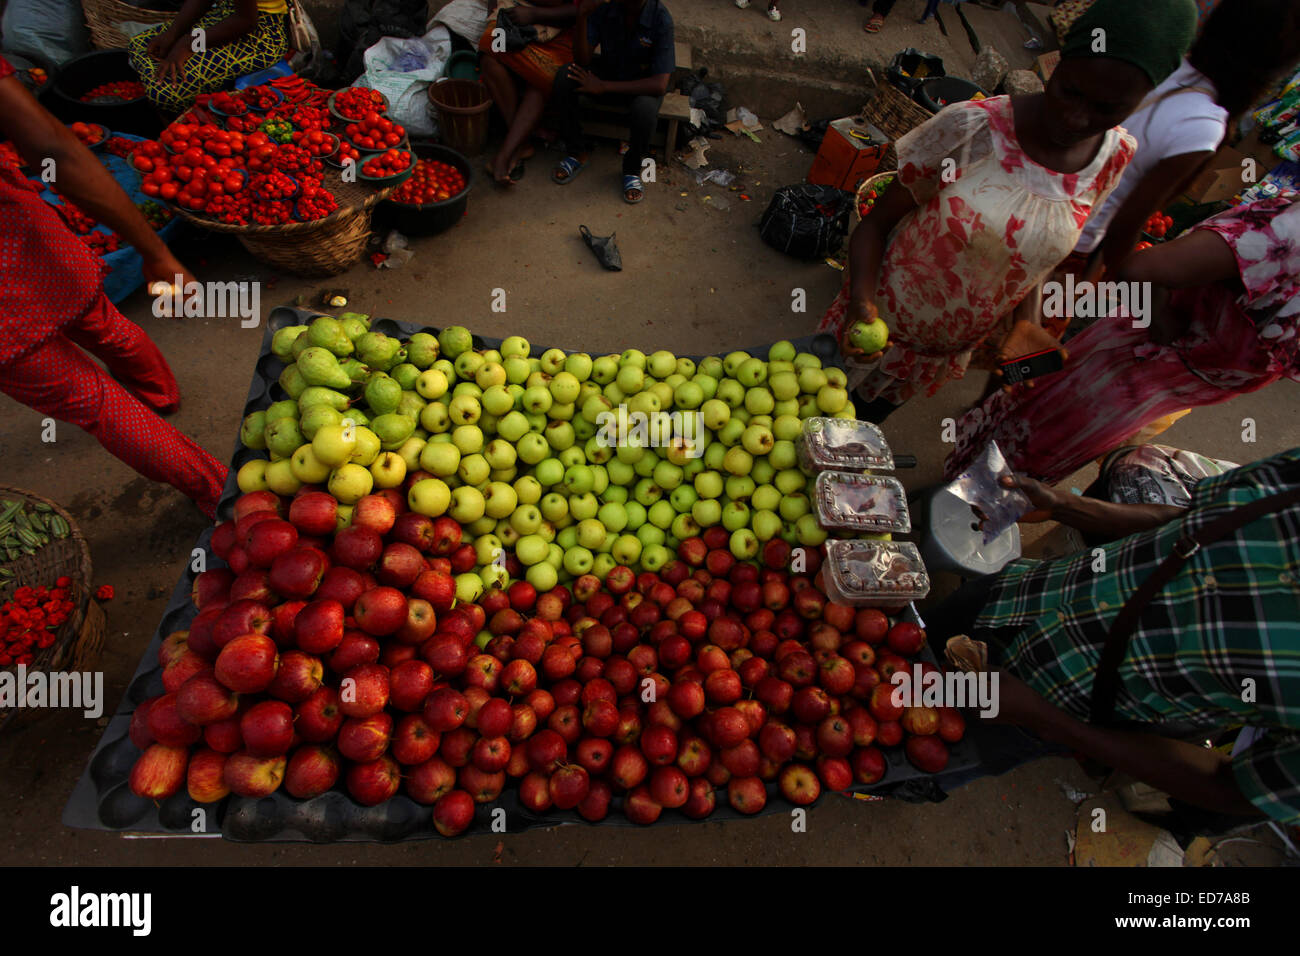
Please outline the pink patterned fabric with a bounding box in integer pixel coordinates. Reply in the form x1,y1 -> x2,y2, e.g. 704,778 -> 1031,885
819,96 -> 1136,405
943,196 -> 1300,484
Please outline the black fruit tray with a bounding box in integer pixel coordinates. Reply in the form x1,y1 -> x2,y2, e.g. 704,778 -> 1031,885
64,307 -> 982,842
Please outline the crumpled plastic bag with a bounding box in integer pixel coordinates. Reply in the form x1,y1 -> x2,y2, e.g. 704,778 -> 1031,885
357,27 -> 452,137
580,225 -> 622,272
377,230 -> 415,269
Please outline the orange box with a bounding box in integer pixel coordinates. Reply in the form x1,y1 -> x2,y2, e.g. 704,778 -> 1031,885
807,116 -> 888,192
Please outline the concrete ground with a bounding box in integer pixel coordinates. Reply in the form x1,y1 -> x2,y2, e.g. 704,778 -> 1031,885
1,0 -> 1297,866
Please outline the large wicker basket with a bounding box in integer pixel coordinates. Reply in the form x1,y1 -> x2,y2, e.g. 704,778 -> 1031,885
173,177 -> 399,277
83,0 -> 174,50
862,71 -> 934,172
0,486 -> 104,733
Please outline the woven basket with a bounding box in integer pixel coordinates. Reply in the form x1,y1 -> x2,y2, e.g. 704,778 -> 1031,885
83,0 -> 174,50
851,170 -> 899,227
0,486 -> 97,733
862,72 -> 934,172
173,173 -> 399,277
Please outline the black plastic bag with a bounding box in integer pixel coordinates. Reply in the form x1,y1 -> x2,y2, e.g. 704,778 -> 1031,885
758,184 -> 855,260
678,71 -> 725,136
795,117 -> 832,152
580,225 -> 623,271
495,9 -> 537,52
886,47 -> 946,96
335,0 -> 430,85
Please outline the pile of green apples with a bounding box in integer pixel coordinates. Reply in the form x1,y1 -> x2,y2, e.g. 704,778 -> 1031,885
236,314 -> 855,601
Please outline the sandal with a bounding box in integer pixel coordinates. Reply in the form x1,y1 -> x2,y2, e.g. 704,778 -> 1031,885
864,13 -> 885,32
552,155 -> 586,185
623,174 -> 644,204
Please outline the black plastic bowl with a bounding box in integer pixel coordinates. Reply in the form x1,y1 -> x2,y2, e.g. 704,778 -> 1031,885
47,50 -> 162,138
915,76 -> 986,114
374,141 -> 474,238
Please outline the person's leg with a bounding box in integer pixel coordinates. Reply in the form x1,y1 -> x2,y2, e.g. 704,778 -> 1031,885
1,337 -> 227,518
623,93 -> 662,196
62,293 -> 180,413
480,56 -> 519,129
873,0 -> 897,14
502,86 -> 547,175
551,66 -> 590,180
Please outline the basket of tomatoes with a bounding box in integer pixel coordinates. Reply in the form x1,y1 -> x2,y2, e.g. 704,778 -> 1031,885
358,148 -> 414,186
853,171 -> 896,226
1141,210 -> 1175,244
328,86 -> 389,123
376,142 -> 473,237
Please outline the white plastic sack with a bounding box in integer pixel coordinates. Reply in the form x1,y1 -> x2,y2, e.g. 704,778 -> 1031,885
356,27 -> 453,137
429,0 -> 492,44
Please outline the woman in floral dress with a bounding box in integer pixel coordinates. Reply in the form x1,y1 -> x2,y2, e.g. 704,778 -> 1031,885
944,196 -> 1300,485
819,0 -> 1199,421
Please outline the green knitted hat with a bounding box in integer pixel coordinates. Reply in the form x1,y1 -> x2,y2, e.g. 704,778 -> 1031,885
1060,0 -> 1199,86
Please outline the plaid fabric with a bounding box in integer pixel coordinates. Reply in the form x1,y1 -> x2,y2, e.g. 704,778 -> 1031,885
977,447 -> 1300,822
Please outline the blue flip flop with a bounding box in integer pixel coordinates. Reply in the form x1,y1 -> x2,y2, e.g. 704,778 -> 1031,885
552,155 -> 586,184
623,174 -> 645,204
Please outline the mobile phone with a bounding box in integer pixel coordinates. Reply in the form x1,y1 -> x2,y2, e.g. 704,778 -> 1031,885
998,348 -> 1063,385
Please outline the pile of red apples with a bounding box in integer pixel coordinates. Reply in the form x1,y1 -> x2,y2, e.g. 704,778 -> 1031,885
127,488 -> 965,837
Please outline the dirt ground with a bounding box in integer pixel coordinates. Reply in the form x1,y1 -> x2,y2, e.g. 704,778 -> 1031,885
1,0 -> 1297,867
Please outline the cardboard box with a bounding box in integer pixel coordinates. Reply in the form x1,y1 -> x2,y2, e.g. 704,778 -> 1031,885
1035,50 -> 1060,82
807,116 -> 888,192
1183,145 -> 1251,203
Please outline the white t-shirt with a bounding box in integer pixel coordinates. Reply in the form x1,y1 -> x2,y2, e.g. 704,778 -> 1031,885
1073,59 -> 1228,254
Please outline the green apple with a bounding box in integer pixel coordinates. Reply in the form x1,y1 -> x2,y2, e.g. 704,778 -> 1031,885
633,477 -> 663,507
454,351 -> 485,382
773,415 -> 803,442
721,501 -> 750,533
438,325 -> 474,360
449,485 -> 486,523
752,508 -> 783,541
768,340 -> 797,363
237,459 -> 270,493
701,399 -> 730,431
796,513 -> 828,546
490,466 -> 517,484
369,451 -> 406,488
725,475 -> 755,501
692,374 -> 718,402
825,367 -> 848,388
408,477 -> 451,516
265,458 -> 302,496
652,460 -> 683,492
722,351 -> 749,377
516,533 -> 549,565
349,426 -> 381,467
300,404 -> 342,442
623,501 -> 646,531
640,544 -> 671,572
769,439 -> 798,471
516,433 -> 550,466
539,492 -> 569,522
693,470 -> 724,500
715,418 -> 746,449
564,352 -> 593,381
509,502 -> 543,536
644,350 -> 673,379
648,500 -> 675,530
549,371 -> 581,405
513,475 -> 542,505
769,370 -> 800,402
265,417 -> 305,459
590,465 -> 609,497
534,458 -> 565,487
420,441 -> 460,477
703,443 -> 726,470
556,526 -> 579,552
779,494 -> 810,522
466,516 -> 497,539
575,518 -> 606,550
591,355 -> 619,384
773,398 -> 801,419
545,421 -> 576,451
526,562 -> 558,591
744,388 -> 775,417
741,423 -> 775,457
648,382 -> 674,410
483,481 -> 517,519
597,502 -> 627,534
563,546 -> 595,577
698,356 -> 725,379
605,458 -> 634,487
453,572 -> 484,605
478,384 -> 512,417
730,528 -> 759,560
573,416 -> 597,443
627,391 -> 660,419
457,453 -> 490,487
290,444 -> 331,484
328,463 -> 373,504
447,394 -> 480,427
610,534 -> 641,567
482,438 -> 517,471
633,454 -> 658,479
635,522 -> 661,547
521,386 -> 553,415
616,365 -> 644,395
602,382 -> 625,406
240,411 -> 267,451
691,499 -> 722,527
496,522 -> 521,550
753,484 -> 781,512
569,492 -> 599,521
793,351 -> 823,370
582,394 -> 614,425
669,484 -> 698,514
671,512 -> 702,540
503,356 -> 531,385
723,446 -> 753,477
736,357 -> 767,388
563,464 -> 594,495
420,401 -> 450,434
539,348 -> 567,375
816,385 -> 849,414
451,425 -> 484,456
776,468 -> 807,495
797,394 -> 822,419
500,334 -> 530,359
550,403 -> 576,425
797,367 -> 828,395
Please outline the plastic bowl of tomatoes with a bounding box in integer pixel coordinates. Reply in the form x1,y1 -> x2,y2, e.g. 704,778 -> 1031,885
357,148 -> 415,186
327,87 -> 389,123
376,141 -> 473,237
69,121 -> 108,150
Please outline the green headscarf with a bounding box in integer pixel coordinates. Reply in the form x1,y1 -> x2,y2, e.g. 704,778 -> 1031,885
1060,0 -> 1198,87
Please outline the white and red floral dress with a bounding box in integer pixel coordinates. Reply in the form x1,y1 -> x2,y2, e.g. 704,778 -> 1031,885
818,95 -> 1136,406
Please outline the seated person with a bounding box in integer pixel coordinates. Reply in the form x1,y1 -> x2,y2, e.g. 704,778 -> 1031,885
478,0 -> 580,185
128,0 -> 289,115
925,447 -> 1300,826
550,0 -> 674,204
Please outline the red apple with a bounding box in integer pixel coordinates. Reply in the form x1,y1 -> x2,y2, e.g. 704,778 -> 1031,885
346,754 -> 401,805
759,721 -> 797,762
339,662 -> 390,718
130,744 -> 188,800
223,750 -> 286,797
268,547 -> 328,599
779,762 -> 821,806
186,747 -> 230,803
288,491 -> 337,536
886,621 -> 926,656
851,746 -> 887,784
284,744 -> 339,798
726,775 -> 766,814
214,633 -> 278,693
353,586 -> 407,636
432,789 -> 476,836
905,735 -> 949,773
816,754 -> 853,792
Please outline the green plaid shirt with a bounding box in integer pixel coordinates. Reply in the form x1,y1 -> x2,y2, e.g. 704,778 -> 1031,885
977,448 -> 1300,824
